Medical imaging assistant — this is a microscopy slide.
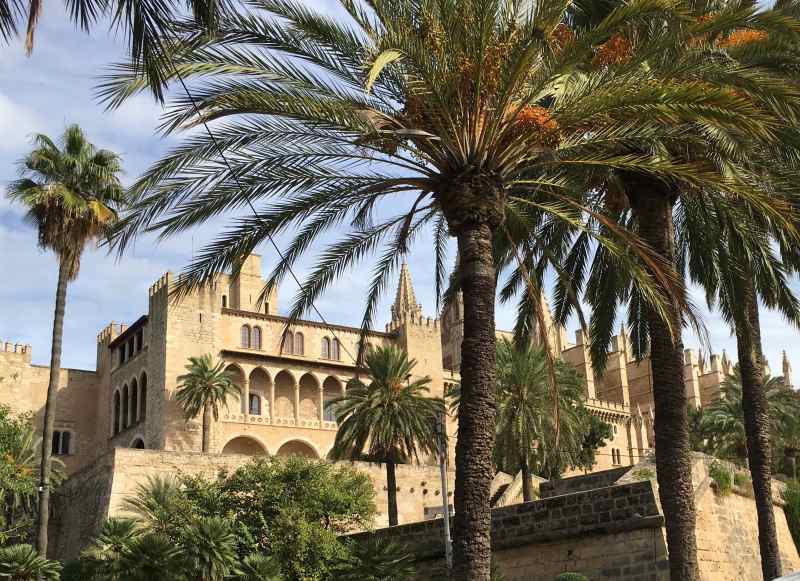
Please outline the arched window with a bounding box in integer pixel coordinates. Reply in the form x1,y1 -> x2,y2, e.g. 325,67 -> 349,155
136,329 -> 143,352
140,373 -> 148,419
222,295 -> 228,308
131,379 -> 139,423
294,332 -> 304,356
252,326 -> 262,350
332,338 -> 341,361
282,331 -> 294,355
241,325 -> 251,348
122,385 -> 130,429
113,391 -> 121,435
321,337 -> 330,359
52,431 -> 71,455
249,394 -> 262,415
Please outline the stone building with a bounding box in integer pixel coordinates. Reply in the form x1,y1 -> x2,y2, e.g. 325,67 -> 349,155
0,253 -> 787,531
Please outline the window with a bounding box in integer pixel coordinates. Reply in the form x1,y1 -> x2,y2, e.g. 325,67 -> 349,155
282,331 -> 294,355
321,337 -> 330,359
331,339 -> 341,361
294,332 -> 304,356
136,329 -> 143,352
241,325 -> 251,348
222,295 -> 228,308
128,340 -> 135,360
611,449 -> 622,465
119,346 -> 126,365
52,431 -> 71,455
252,326 -> 262,350
249,394 -> 262,415
113,391 -> 121,435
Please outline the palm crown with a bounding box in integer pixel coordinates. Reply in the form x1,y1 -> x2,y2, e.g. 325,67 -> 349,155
175,355 -> 241,422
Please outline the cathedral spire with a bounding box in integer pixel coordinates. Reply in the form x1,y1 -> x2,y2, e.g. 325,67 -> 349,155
784,351 -> 793,388
392,259 -> 423,322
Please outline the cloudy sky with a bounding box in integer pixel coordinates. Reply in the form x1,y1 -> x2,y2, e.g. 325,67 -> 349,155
1,3 -> 798,381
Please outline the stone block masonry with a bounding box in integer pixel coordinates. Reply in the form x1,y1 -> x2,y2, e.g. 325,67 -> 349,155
350,479 -> 670,581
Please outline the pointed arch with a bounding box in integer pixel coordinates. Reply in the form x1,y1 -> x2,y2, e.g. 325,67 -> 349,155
241,324 -> 251,348
113,390 -> 121,435
252,326 -> 262,350
131,377 -> 139,423
140,372 -> 148,419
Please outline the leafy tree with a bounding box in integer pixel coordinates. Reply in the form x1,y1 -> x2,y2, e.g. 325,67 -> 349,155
575,415 -> 614,474
175,354 -> 241,452
100,1 -> 763,577
6,125 -> 125,554
329,346 -> 443,526
177,457 -> 374,581
0,544 -> 61,581
0,405 -> 37,545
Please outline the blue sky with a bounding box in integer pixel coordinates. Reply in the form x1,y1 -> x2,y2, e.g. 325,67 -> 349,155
1,3 -> 798,381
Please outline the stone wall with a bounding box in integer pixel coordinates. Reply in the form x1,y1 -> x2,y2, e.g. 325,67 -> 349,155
351,479 -> 669,581
49,448 -> 453,561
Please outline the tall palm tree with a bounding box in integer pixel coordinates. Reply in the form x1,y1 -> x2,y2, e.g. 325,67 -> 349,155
6,124 -> 125,556
494,339 -> 590,500
100,2 -> 772,577
329,346 -> 443,526
175,355 -> 240,453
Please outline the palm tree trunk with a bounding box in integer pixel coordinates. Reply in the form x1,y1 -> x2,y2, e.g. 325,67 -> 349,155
202,402 -> 212,453
387,458 -> 398,526
736,276 -> 781,580
36,258 -> 70,556
521,458 -> 533,502
452,221 -> 497,581
628,181 -> 699,581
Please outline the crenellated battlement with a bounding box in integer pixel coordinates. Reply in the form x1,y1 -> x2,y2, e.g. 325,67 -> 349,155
148,272 -> 173,297
97,322 -> 119,343
386,312 -> 439,334
0,340 -> 32,355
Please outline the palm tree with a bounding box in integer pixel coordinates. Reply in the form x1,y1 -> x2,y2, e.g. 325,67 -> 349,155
80,518 -> 140,581
6,124 -> 125,556
334,538 -> 415,581
0,0 -> 233,100
702,367 -> 800,465
237,554 -> 283,581
494,340 -> 590,500
0,544 -> 61,581
175,355 -> 241,453
329,346 -> 443,526
182,516 -> 240,581
100,2 -> 773,577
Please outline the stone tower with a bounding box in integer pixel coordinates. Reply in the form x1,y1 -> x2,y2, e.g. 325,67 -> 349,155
784,351 -> 793,389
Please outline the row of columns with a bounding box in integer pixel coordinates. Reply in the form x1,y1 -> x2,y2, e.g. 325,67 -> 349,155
238,375 -> 345,424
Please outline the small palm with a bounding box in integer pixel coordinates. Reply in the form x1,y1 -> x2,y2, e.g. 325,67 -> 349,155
175,355 -> 241,452
0,544 -> 61,581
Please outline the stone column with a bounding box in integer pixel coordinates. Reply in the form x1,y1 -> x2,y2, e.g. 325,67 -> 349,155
269,380 -> 275,424
242,377 -> 250,421
294,379 -> 300,424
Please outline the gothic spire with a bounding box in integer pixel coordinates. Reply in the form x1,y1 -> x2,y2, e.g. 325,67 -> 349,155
784,351 -> 793,388
392,259 -> 423,322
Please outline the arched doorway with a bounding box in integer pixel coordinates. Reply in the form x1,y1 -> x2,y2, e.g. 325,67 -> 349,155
221,436 -> 268,456
131,438 -> 145,449
276,440 -> 318,459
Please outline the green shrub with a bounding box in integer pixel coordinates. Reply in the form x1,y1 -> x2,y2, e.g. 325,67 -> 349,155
709,462 -> 733,496
783,480 -> 800,553
631,468 -> 656,480
555,573 -> 588,581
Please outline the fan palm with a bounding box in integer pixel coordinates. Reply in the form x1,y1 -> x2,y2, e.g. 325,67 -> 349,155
329,346 -> 443,526
0,544 -> 61,581
182,516 -> 240,581
6,124 -> 125,555
99,1 -> 779,577
80,518 -> 140,581
175,354 -> 241,453
236,554 -> 283,581
334,538 -> 415,581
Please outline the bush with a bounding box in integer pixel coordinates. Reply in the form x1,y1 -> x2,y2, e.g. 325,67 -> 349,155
709,461 -> 733,496
631,468 -> 656,480
555,573 -> 588,581
784,480 -> 800,553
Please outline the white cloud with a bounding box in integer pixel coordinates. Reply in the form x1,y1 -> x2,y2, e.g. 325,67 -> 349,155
0,93 -> 43,153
